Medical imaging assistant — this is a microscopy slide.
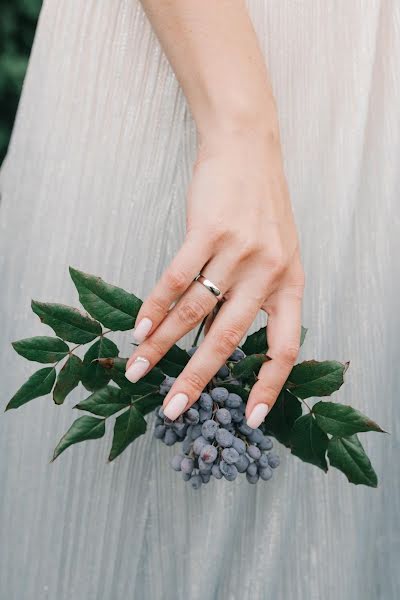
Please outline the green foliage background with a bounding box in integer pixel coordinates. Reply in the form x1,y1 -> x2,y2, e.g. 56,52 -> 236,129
0,0 -> 42,164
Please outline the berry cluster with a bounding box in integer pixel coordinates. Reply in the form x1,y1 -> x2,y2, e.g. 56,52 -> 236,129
153,347 -> 280,490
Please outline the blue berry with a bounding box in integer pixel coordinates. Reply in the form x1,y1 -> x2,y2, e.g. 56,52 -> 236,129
259,466 -> 273,481
190,474 -> 202,489
228,347 -> 246,362
216,408 -> 231,425
181,457 -> 194,474
199,392 -> 213,411
164,429 -> 177,446
225,393 -> 243,408
200,444 -> 218,464
220,461 -> 238,481
159,375 -> 176,395
230,408 -> 244,423
222,447 -> 240,465
201,472 -> 211,484
235,454 -> 250,473
216,364 -> 230,379
201,419 -> 219,441
187,346 -> 198,357
246,472 -> 259,484
247,462 -> 258,477
248,428 -> 264,444
268,452 -> 280,468
247,445 -> 261,460
184,408 -> 199,424
154,424 -> 166,439
210,387 -> 229,404
215,428 -> 234,448
182,435 -> 192,454
258,436 -> 273,451
222,423 -> 236,434
182,472 -> 191,481
172,421 -> 187,435
257,454 -> 270,469
198,458 -> 213,473
193,435 -> 208,454
158,406 -> 165,419
211,464 -> 223,479
238,423 -> 253,436
171,455 -> 183,471
190,424 -> 202,440
232,437 -> 246,455
199,408 -> 212,423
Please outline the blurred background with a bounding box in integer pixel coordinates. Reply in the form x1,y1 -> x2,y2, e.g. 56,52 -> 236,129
0,0 -> 42,165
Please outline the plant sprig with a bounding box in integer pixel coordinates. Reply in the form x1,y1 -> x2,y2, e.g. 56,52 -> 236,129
5,267 -> 387,487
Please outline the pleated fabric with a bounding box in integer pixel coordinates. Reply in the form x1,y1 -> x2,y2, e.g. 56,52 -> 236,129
0,1 -> 399,598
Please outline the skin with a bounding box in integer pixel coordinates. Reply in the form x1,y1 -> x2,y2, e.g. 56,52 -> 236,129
126,0 -> 305,426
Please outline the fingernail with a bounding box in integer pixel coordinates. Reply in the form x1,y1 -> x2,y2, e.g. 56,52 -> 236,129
164,393 -> 189,421
125,356 -> 150,383
247,404 -> 269,429
133,317 -> 153,344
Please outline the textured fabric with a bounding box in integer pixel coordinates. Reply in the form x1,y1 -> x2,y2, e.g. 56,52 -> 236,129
0,1 -> 399,598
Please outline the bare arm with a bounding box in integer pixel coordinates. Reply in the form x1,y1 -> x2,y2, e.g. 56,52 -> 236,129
126,1 -> 305,430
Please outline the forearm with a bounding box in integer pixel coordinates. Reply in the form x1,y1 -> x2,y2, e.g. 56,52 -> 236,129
139,0 -> 279,149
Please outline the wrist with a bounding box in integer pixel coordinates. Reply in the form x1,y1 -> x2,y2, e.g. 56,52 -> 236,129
196,94 -> 282,160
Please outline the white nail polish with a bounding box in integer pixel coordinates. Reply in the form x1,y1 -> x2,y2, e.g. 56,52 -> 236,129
163,393 -> 188,421
125,356 -> 150,383
133,317 -> 153,344
247,404 -> 269,429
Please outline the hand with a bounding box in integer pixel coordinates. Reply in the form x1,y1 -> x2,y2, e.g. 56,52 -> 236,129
125,131 -> 305,429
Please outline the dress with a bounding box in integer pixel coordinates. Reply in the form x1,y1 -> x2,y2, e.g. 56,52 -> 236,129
0,1 -> 399,599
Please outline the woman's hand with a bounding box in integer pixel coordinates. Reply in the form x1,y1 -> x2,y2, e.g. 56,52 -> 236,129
125,129 -> 305,429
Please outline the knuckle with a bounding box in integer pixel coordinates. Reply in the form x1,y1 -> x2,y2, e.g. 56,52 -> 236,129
214,326 -> 243,357
177,299 -> 205,326
148,295 -> 168,317
145,336 -> 166,358
276,343 -> 300,366
182,371 -> 206,394
165,268 -> 187,293
236,240 -> 263,262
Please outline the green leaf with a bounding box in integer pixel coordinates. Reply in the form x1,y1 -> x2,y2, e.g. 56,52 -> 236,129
241,324 -> 307,355
313,401 -> 385,437
132,391 -> 164,415
81,337 -> 119,391
75,385 -> 130,417
263,389 -> 302,446
290,414 -> 329,471
53,354 -> 83,405
328,434 -> 378,487
69,267 -> 142,331
31,300 -> 102,343
241,326 -> 268,355
156,344 -> 190,377
12,336 -> 70,363
6,367 -> 56,410
232,353 -> 270,381
286,360 -> 349,399
52,416 -> 105,461
98,356 -> 164,395
108,405 -> 147,461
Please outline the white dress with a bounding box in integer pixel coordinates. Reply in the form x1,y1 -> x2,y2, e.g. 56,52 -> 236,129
0,1 -> 398,598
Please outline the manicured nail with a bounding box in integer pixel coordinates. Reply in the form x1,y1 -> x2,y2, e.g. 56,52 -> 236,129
133,317 -> 153,344
247,404 -> 269,429
125,356 -> 150,383
163,393 -> 189,421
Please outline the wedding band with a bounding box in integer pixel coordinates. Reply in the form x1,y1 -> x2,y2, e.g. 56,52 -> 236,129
194,273 -> 224,301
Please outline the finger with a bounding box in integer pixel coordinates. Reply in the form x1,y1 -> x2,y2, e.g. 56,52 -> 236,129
125,253 -> 233,374
162,290 -> 261,420
245,288 -> 303,429
131,232 -> 213,344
